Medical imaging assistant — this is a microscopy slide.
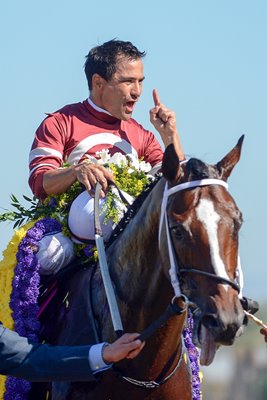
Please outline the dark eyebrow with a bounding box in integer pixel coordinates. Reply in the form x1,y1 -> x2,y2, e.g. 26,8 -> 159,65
119,76 -> 145,83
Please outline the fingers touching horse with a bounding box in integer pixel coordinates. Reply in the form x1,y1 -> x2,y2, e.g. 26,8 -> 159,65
49,136 -> 245,400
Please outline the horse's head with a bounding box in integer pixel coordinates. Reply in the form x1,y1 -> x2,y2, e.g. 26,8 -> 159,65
161,136 -> 245,366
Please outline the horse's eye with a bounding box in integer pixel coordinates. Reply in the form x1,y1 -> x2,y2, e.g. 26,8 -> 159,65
170,225 -> 185,240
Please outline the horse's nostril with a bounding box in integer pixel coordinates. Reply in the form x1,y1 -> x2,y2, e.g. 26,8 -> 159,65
201,315 -> 219,329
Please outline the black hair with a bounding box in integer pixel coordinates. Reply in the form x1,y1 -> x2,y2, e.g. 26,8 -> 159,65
84,39 -> 146,90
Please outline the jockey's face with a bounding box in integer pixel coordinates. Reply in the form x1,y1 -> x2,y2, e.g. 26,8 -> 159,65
91,56 -> 145,121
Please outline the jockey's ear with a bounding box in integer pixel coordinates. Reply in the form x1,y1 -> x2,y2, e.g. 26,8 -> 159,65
216,135 -> 244,181
162,144 -> 181,184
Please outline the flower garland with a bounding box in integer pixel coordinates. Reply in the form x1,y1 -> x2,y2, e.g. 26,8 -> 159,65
0,150 -> 202,398
0,151 -> 154,265
0,221 -> 36,398
4,218 -> 61,400
183,311 -> 202,400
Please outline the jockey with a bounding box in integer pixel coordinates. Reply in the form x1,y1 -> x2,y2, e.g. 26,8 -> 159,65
28,39 -> 185,274
29,39 -> 185,202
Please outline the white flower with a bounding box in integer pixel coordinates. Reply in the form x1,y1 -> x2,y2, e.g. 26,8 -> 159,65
109,152 -> 128,167
139,160 -> 152,173
126,154 -> 140,170
95,149 -> 111,164
110,187 -> 128,218
84,155 -> 98,164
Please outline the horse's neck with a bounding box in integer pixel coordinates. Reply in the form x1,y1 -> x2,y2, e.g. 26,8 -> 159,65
108,179 -> 165,301
94,179 -> 175,336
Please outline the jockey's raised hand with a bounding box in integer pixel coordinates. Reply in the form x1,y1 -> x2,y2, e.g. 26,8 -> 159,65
43,162 -> 114,198
102,333 -> 145,363
149,89 -> 185,161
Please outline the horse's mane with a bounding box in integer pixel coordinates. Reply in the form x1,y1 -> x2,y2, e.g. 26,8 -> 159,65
106,174 -> 162,248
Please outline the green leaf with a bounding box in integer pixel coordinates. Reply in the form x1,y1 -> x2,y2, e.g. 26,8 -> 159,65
10,194 -> 19,203
13,220 -> 20,229
23,195 -> 34,202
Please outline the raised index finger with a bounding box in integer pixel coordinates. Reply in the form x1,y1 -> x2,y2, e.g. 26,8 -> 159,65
153,89 -> 161,107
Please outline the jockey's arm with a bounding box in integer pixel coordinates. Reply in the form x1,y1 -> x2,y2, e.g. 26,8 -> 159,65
43,163 -> 114,199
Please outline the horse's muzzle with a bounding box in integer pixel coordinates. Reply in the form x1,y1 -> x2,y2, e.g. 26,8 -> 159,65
192,298 -> 244,366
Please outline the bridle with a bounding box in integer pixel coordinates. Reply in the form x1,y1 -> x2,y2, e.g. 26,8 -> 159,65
179,268 -> 240,293
94,177 -> 241,390
159,178 -> 241,296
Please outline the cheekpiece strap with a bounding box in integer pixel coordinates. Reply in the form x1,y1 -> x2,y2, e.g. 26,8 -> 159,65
159,178 -> 229,296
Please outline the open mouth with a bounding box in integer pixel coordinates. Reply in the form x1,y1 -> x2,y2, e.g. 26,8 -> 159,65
192,312 -> 219,366
125,101 -> 136,113
197,323 -> 219,366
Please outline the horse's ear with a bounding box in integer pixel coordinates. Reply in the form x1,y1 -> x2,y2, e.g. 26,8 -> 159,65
162,144 -> 181,183
216,135 -> 244,181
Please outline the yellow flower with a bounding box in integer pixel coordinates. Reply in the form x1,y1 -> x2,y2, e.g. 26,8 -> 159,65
0,220 -> 35,327
0,220 -> 36,398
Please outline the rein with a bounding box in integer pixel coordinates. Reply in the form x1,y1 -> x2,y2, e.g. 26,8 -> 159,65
114,341 -> 185,389
94,181 -> 130,337
116,296 -> 188,389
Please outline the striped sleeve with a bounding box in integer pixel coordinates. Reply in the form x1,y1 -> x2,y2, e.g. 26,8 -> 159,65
29,114 -> 67,199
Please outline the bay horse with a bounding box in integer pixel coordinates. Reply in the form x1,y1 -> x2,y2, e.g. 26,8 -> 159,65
41,136 -> 245,400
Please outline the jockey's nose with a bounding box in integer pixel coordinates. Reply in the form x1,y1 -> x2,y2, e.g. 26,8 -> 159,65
131,81 -> 142,99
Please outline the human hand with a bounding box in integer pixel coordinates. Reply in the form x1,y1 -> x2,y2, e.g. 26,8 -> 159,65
102,333 -> 145,364
149,89 -> 178,145
149,89 -> 185,161
72,162 -> 114,198
260,327 -> 267,344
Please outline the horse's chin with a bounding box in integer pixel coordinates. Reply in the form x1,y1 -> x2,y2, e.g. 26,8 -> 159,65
197,324 -> 219,366
192,316 -> 219,366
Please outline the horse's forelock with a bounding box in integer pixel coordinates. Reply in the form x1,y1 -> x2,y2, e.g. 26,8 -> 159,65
186,158 -> 218,181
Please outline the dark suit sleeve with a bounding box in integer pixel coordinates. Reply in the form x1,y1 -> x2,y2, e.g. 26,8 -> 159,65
0,324 -> 96,382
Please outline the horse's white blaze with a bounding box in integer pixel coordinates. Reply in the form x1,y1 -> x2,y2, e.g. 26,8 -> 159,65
195,198 -> 229,291
182,217 -> 193,237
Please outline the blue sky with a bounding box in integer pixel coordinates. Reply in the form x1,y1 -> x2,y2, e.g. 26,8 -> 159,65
0,0 -> 266,302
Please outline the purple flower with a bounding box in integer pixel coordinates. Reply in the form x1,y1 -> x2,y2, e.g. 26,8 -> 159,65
48,196 -> 57,208
35,218 -> 61,234
5,377 -> 31,400
26,226 -> 44,241
83,244 -> 95,258
183,312 -> 201,400
6,218 -> 62,399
